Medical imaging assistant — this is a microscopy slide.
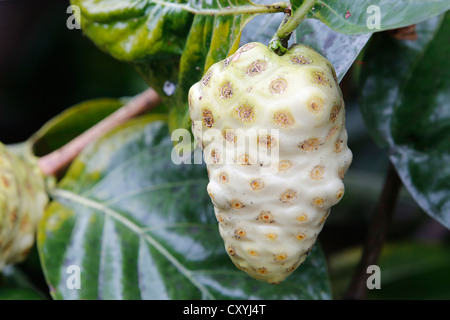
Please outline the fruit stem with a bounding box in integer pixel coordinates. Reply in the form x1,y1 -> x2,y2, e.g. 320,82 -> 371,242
344,162 -> 402,300
38,88 -> 162,177
269,0 -> 316,55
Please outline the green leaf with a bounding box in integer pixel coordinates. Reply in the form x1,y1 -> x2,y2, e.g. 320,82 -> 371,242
38,116 -> 331,300
305,0 -> 450,34
239,14 -> 371,82
160,10 -> 256,134
295,19 -> 371,82
72,0 -> 287,133
359,13 -> 450,228
72,0 -> 284,63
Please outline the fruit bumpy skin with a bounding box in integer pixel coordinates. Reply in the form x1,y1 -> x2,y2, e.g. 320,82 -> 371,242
0,143 -> 48,270
189,42 -> 352,284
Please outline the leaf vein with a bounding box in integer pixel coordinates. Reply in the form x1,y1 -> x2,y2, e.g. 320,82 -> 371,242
51,188 -> 216,300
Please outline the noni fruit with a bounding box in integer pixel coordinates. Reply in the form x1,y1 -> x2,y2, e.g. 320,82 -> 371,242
0,143 -> 48,270
189,42 -> 352,284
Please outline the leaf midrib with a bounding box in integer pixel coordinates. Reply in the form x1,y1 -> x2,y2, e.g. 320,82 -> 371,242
51,188 -> 216,300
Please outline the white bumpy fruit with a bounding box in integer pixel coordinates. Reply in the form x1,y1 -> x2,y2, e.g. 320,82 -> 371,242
189,42 -> 352,284
0,143 -> 48,271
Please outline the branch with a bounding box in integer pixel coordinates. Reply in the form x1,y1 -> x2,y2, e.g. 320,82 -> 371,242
38,88 -> 162,177
344,161 -> 402,300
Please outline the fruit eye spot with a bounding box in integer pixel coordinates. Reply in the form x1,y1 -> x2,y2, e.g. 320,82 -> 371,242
1,175 -> 10,188
299,138 -> 320,151
335,140 -> 344,153
216,214 -> 225,224
338,168 -> 346,180
238,154 -> 252,165
223,129 -> 236,143
258,135 -> 276,149
227,246 -> 236,256
257,211 -> 274,223
319,211 -> 330,226
236,105 -> 255,122
250,179 -> 264,190
2,241 -> 13,254
10,209 -> 17,224
297,213 -> 308,222
224,56 -> 233,67
240,43 -> 256,52
279,160 -> 293,171
310,165 -> 325,180
274,253 -> 288,261
308,97 -> 324,114
286,263 -> 298,272
188,93 -> 193,112
266,233 -> 277,240
313,72 -> 329,85
202,109 -> 214,128
270,78 -> 288,94
296,233 -> 306,240
274,111 -> 295,128
210,149 -> 220,163
337,189 -> 344,199
202,71 -> 212,86
220,82 -> 233,99
231,200 -> 245,209
234,228 -> 246,238
248,249 -> 258,256
312,197 -> 325,208
291,55 -> 311,65
257,267 -> 268,275
326,126 -> 339,139
219,172 -> 228,183
280,189 -> 297,203
246,60 -> 267,76
330,104 -> 341,122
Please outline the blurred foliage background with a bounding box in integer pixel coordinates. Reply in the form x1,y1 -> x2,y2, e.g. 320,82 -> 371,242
0,0 -> 449,300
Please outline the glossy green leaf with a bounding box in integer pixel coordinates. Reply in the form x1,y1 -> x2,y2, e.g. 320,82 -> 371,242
72,0 -> 284,62
294,19 -> 371,82
160,10 -> 256,134
304,0 -> 450,34
38,116 -> 331,300
72,0 -> 287,133
237,13 -> 372,82
359,13 -> 450,228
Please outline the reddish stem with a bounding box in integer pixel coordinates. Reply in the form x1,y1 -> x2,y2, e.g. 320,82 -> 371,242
38,88 -> 162,177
